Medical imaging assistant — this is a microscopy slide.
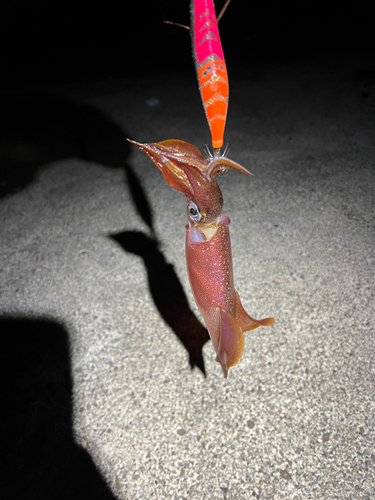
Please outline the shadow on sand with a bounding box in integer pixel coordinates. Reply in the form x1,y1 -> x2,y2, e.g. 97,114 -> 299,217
0,90 -> 130,198
0,87 -> 209,381
0,316 -> 116,499
110,230 -> 209,374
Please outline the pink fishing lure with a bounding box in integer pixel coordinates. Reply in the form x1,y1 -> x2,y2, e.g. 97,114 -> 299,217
190,0 -> 229,152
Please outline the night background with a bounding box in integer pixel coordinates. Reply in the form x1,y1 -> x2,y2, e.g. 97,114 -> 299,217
2,0 -> 374,88
1,1 -> 375,499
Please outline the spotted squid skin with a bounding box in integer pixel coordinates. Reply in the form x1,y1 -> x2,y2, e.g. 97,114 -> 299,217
186,216 -> 274,377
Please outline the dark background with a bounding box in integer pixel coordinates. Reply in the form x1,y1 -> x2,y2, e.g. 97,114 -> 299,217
1,0 -> 374,88
0,1 -> 373,498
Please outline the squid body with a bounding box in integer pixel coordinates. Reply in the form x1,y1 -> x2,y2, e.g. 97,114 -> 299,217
129,139 -> 274,377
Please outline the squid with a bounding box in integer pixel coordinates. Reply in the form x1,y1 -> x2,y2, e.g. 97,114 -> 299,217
129,0 -> 274,377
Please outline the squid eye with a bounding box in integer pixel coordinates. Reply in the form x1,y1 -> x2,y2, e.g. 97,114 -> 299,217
187,201 -> 202,222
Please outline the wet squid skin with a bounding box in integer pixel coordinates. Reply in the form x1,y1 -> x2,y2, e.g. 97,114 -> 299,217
128,138 -> 274,377
186,216 -> 274,377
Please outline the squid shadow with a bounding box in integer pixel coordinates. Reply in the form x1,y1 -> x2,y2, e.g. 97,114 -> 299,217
113,144 -> 209,375
110,230 -> 209,375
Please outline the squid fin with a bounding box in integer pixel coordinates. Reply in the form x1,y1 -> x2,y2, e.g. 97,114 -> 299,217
216,309 -> 245,378
234,291 -> 275,332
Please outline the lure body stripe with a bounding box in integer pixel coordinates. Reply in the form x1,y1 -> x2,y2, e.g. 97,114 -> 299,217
191,0 -> 229,150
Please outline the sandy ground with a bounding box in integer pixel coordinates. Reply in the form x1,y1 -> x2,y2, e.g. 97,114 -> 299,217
1,55 -> 374,499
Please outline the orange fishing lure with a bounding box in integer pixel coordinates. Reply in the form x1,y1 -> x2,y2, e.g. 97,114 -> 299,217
190,0 -> 229,152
